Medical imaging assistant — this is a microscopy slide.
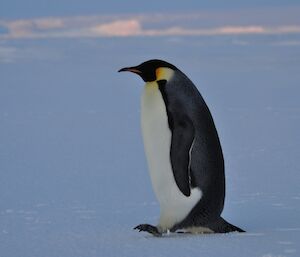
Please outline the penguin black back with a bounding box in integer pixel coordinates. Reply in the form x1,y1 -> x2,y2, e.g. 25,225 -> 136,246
159,69 -> 225,207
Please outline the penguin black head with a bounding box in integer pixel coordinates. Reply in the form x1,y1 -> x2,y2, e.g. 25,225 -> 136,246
118,59 -> 178,82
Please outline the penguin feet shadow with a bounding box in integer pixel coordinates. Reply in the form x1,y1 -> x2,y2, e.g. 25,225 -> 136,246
134,224 -> 162,237
134,218 -> 245,237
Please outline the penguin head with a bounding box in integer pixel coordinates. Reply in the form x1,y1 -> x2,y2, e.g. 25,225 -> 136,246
118,59 -> 178,82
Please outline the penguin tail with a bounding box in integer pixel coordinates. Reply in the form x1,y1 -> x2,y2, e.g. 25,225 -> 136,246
208,217 -> 245,233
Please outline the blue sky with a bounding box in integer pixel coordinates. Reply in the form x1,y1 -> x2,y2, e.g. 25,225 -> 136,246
1,0 -> 300,18
1,6 -> 300,41
1,0 -> 300,42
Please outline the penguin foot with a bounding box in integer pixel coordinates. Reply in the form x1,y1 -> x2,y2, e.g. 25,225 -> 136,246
134,224 -> 162,237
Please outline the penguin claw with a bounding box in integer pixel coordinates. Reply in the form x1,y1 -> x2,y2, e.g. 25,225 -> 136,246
134,224 -> 162,237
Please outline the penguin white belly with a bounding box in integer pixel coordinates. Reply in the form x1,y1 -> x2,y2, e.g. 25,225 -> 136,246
141,82 -> 202,231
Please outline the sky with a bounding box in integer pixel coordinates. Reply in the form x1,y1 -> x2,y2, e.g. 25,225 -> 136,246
0,1 -> 300,42
0,0 -> 299,19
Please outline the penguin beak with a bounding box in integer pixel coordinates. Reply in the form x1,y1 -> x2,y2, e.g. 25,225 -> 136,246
118,66 -> 142,75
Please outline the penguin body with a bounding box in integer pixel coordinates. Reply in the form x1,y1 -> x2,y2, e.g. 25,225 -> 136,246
141,75 -> 202,231
119,60 -> 244,235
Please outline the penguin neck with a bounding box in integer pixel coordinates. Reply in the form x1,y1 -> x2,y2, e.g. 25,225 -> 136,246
155,67 -> 174,82
143,68 -> 174,92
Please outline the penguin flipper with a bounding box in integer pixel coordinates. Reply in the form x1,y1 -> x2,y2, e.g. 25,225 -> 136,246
207,217 -> 245,233
169,115 -> 195,197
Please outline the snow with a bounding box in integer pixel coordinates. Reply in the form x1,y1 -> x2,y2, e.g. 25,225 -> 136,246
0,36 -> 300,257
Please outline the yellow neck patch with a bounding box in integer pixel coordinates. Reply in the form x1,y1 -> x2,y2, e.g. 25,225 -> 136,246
155,67 -> 174,82
144,67 -> 174,92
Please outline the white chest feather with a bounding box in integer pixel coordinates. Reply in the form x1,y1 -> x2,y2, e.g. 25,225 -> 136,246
141,81 -> 202,231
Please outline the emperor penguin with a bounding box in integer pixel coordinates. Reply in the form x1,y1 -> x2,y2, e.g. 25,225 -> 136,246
119,59 -> 244,236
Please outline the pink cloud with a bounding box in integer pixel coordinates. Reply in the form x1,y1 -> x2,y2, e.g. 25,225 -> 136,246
217,26 -> 265,35
35,18 -> 65,30
142,26 -> 267,36
89,19 -> 141,37
0,14 -> 300,39
1,18 -> 65,39
275,26 -> 300,34
4,20 -> 34,38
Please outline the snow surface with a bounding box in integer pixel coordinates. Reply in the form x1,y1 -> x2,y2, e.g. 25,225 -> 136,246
0,36 -> 300,257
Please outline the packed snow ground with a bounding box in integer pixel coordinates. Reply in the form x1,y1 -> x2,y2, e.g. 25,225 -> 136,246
0,36 -> 299,257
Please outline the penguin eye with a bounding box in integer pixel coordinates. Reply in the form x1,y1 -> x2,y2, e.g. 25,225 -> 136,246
157,80 -> 167,87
